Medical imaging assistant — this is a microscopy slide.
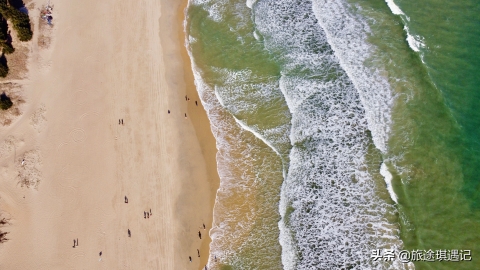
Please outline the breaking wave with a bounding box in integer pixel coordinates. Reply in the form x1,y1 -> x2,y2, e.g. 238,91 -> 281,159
185,0 -> 410,268
255,0 -> 405,268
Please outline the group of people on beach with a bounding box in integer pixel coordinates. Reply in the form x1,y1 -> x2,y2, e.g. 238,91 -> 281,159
112,93 -> 210,268
185,95 -> 199,106
75,195 -> 154,261
181,94 -> 213,270
167,94 -> 199,119
144,209 -> 152,219
190,223 -> 205,262
189,222 -> 213,269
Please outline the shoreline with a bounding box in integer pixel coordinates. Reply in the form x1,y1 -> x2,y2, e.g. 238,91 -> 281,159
177,0 -> 221,267
166,0 -> 221,267
0,0 -> 219,269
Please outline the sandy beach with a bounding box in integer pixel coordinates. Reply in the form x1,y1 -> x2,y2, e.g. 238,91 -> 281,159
0,0 -> 219,269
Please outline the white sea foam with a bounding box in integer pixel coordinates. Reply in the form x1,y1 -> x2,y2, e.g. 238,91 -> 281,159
385,0 -> 405,15
190,0 -> 228,22
234,117 -> 281,157
187,0 -> 409,268
245,0 -> 257,9
406,30 -> 426,53
185,2 -> 289,268
211,67 -> 292,158
188,35 -> 197,44
198,76 -> 286,268
185,11 -> 243,267
383,0 -> 427,55
253,0 -> 406,268
406,33 -> 420,52
189,62 -> 259,269
278,189 -> 296,270
380,163 -> 398,204
253,30 -> 260,41
311,0 -> 394,154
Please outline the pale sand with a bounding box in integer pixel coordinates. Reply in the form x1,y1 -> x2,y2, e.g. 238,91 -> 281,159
0,0 -> 219,269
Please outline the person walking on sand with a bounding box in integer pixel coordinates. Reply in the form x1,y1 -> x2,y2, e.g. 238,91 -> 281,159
203,223 -> 206,230
147,212 -> 150,218
195,101 -> 198,106
125,196 -> 128,203
119,119 -> 121,125
150,209 -> 152,216
73,239 -> 76,248
189,256 -> 192,262
128,229 -> 131,237
144,211 -> 146,219
197,249 -> 200,257
121,119 -> 124,125
168,110 -> 170,114
185,113 -> 187,119
198,231 -> 202,239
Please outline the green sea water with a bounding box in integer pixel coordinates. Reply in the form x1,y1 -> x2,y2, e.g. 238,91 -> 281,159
393,0 -> 480,207
185,0 -> 480,269
352,0 -> 480,269
186,2 -> 289,268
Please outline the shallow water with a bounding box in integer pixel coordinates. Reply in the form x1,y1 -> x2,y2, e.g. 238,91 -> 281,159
185,0 -> 480,269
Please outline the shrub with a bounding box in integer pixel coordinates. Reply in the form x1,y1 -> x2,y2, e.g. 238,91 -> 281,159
0,0 -> 32,41
0,16 -> 13,54
0,53 -> 7,77
2,42 -> 13,54
0,92 -> 12,110
0,60 -> 7,77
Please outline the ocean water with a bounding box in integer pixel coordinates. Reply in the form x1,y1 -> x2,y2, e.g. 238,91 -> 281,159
184,0 -> 480,269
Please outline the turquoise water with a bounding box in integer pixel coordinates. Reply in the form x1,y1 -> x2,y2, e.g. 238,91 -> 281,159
367,0 -> 480,269
394,0 -> 480,206
185,0 -> 480,269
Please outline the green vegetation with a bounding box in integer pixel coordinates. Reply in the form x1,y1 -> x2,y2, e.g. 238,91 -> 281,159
0,91 -> 12,110
0,54 -> 8,77
0,0 -> 32,77
0,16 -> 13,54
1,42 -> 13,54
0,0 -> 32,41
